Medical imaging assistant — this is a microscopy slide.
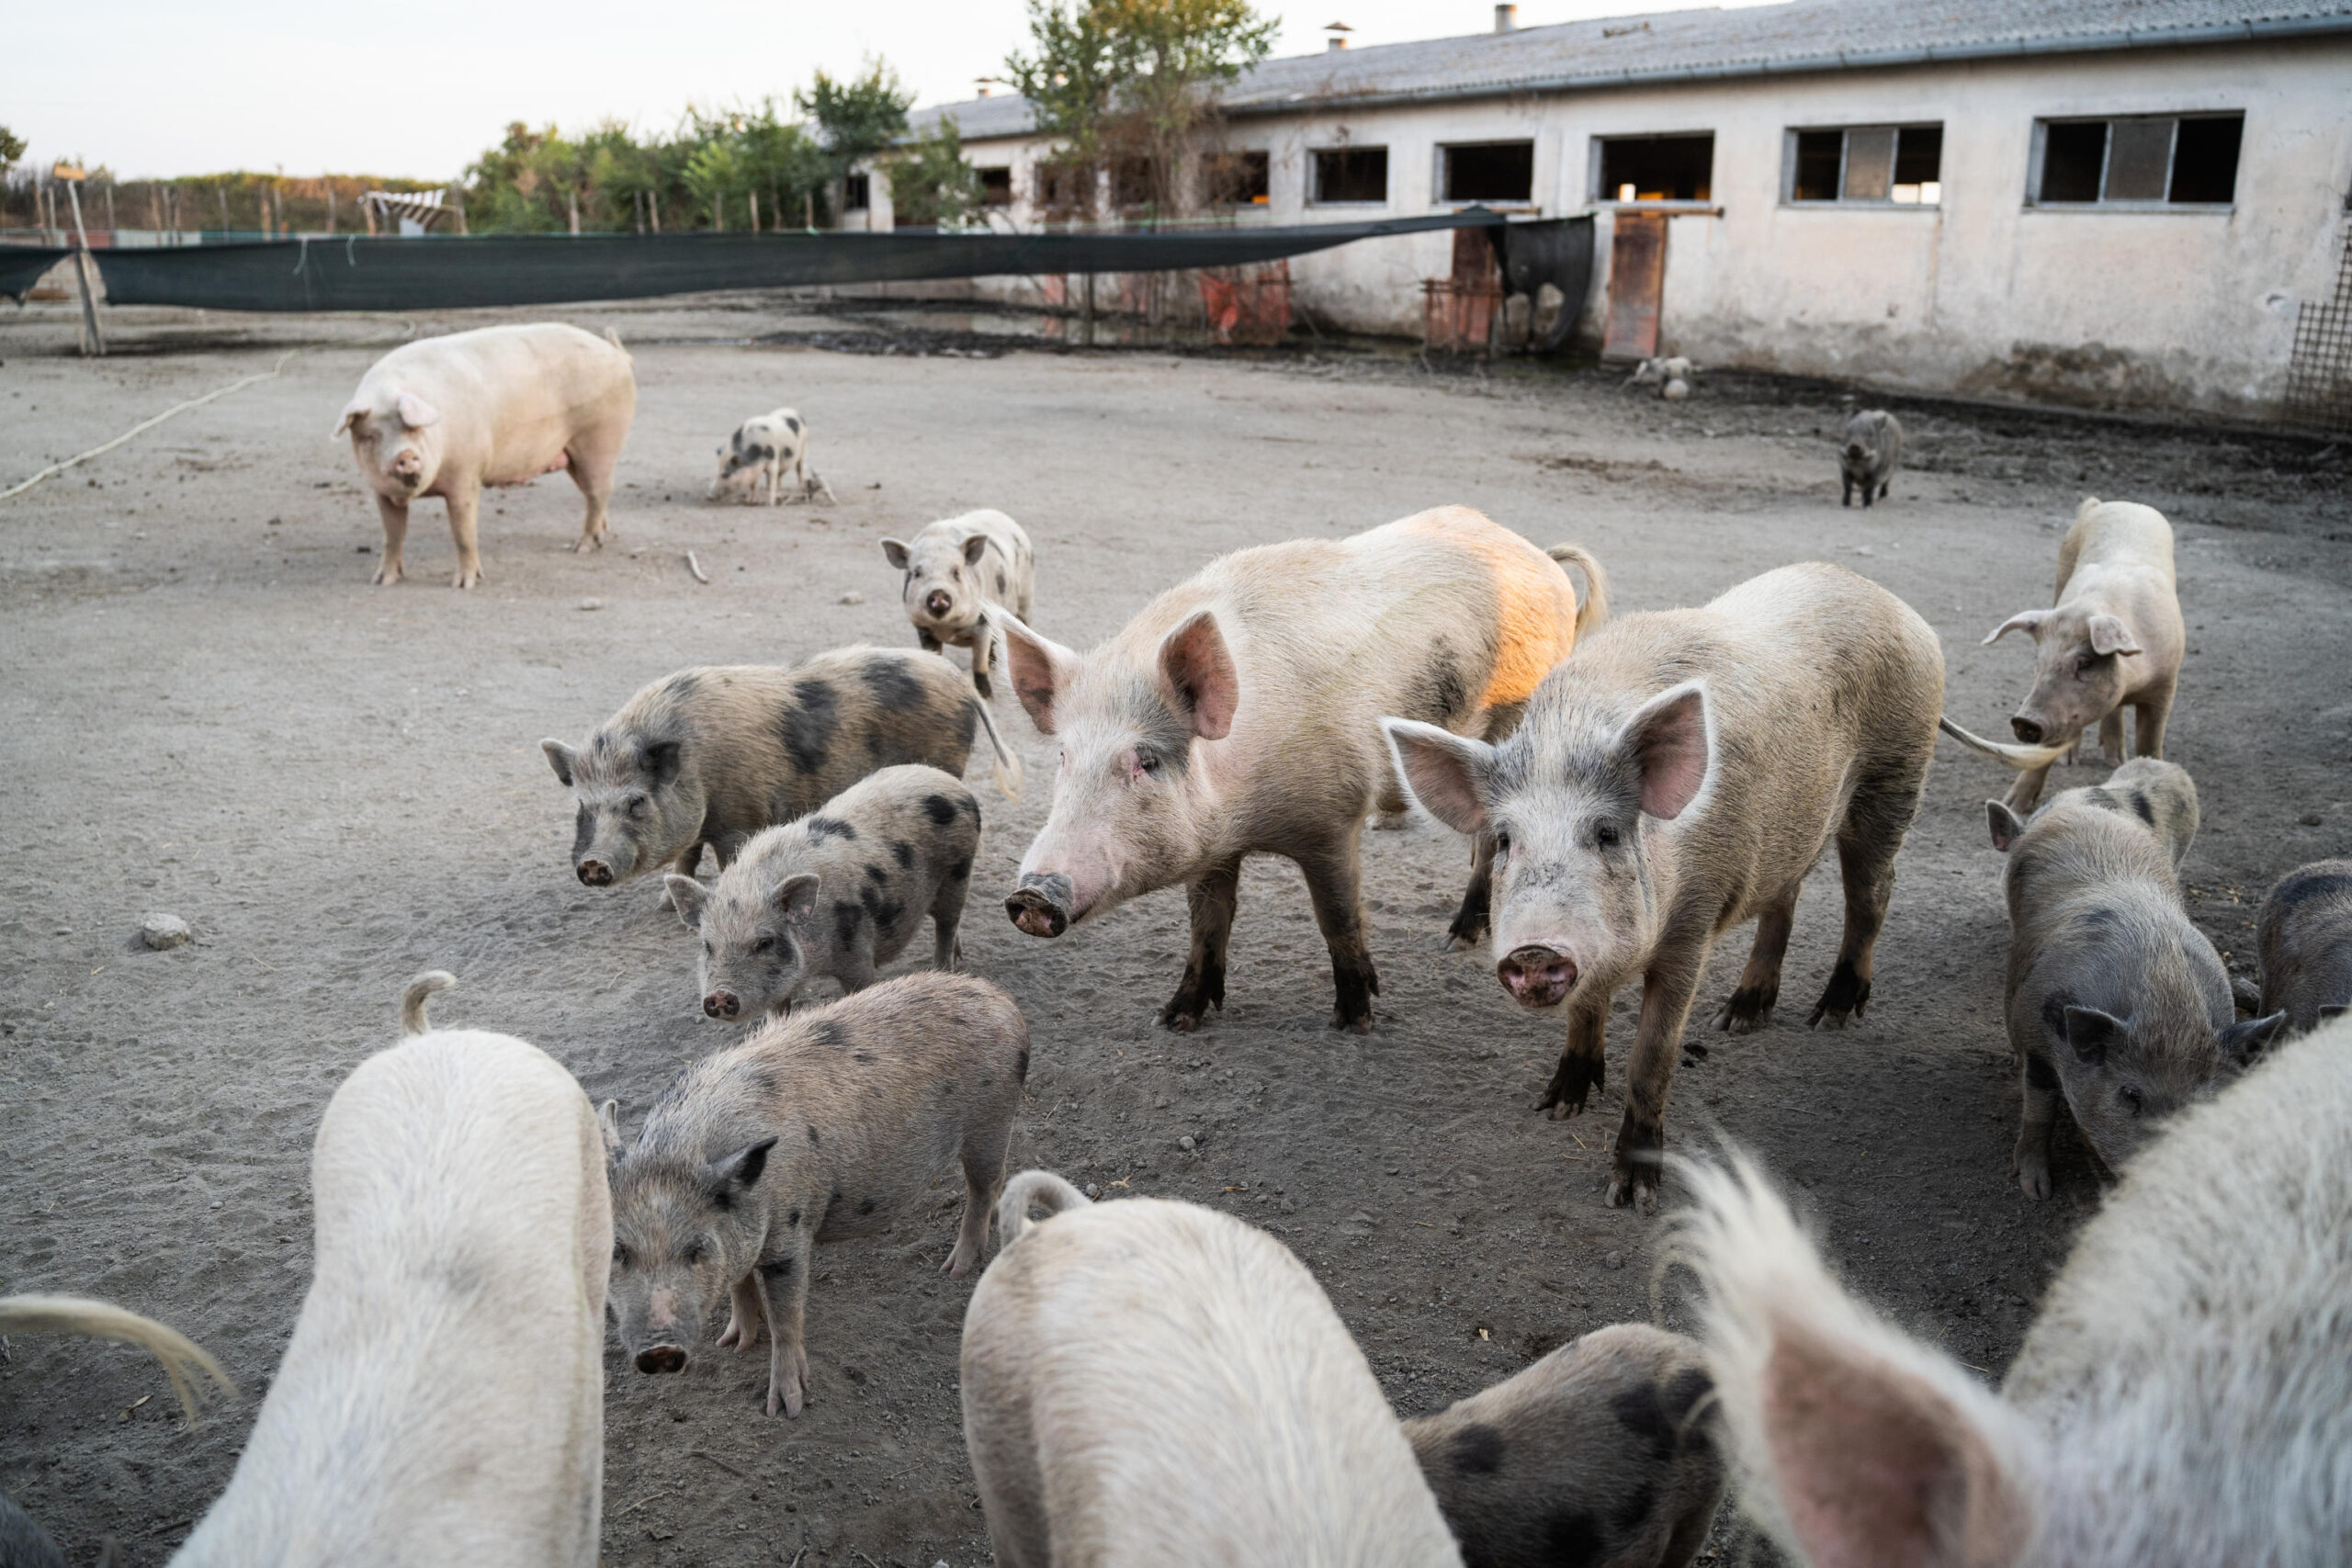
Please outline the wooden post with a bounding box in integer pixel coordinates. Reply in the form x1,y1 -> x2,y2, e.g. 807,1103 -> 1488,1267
326,184 -> 336,234
61,174 -> 106,356
104,182 -> 117,236
748,189 -> 759,232
568,187 -> 581,234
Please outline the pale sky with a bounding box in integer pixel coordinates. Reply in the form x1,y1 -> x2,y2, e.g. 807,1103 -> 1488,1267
4,0 -> 1777,182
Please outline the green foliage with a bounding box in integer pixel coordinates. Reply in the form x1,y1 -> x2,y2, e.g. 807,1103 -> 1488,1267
797,62 -> 914,168
0,126 -> 26,175
458,98 -> 832,233
1004,0 -> 1276,217
886,117 -> 984,230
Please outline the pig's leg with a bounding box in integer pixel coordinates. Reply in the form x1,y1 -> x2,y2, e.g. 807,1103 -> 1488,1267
932,874 -> 967,970
946,1122 -> 1013,1278
1537,992 -> 1610,1118
2002,763 -> 2052,816
718,1274 -> 764,1350
1610,956 -> 1708,1212
918,627 -> 944,653
371,493 -> 410,586
2133,682 -> 2173,759
565,435 -> 618,552
2098,709 -> 2126,766
442,483 -> 487,590
1160,855 -> 1243,1032
1298,833 -> 1380,1033
2014,1050 -> 2060,1201
1714,885 -> 1799,1032
1809,763 -> 1921,1029
835,939 -> 878,995
1840,476 -> 1853,508
1446,830 -> 1498,948
757,1229 -> 816,1417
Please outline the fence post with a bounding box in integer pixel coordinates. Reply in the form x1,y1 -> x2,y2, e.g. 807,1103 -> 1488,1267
61,174 -> 106,356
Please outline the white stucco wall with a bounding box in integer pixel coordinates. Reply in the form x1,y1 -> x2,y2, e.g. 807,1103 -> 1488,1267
944,39 -> 2352,417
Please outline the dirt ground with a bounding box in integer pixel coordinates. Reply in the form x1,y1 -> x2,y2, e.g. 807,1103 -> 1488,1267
2,292 -> 2347,1567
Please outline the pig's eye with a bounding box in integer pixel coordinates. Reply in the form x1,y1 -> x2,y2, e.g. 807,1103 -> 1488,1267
2072,655 -> 2096,678
752,936 -> 775,953
701,940 -> 713,956
1135,750 -> 1160,777
626,794 -> 650,818
682,1239 -> 710,1265
1493,829 -> 1511,857
2119,1085 -> 2143,1117
1592,821 -> 1622,851
612,1241 -> 631,1267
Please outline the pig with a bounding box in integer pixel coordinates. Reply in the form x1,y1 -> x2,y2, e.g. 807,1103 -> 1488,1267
1627,356 -> 1694,397
2255,858 -> 2352,1039
708,407 -> 834,505
173,972 -> 611,1566
1404,1323 -> 1725,1568
541,646 -> 1020,888
604,972 -> 1025,1417
1838,409 -> 1902,508
1001,505 -> 1608,1034
1986,761 -> 2284,1199
963,1170 -> 1465,1567
879,509 -> 1037,699
1960,498 -> 2186,812
336,322 -> 636,589
665,764 -> 980,1021
1383,562 -> 1943,1212
1678,1015 -> 2352,1568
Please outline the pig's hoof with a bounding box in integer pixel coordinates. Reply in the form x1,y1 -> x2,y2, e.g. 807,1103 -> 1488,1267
1806,962 -> 1871,1029
1605,1174 -> 1659,1213
2014,1152 -> 2052,1201
452,569 -> 481,590
1537,1056 -> 1602,1118
370,563 -> 402,586
1714,983 -> 1778,1032
1161,1010 -> 1205,1034
1333,1010 -> 1374,1035
1445,914 -> 1489,949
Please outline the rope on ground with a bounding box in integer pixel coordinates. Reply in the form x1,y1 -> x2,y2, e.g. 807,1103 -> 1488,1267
0,351 -> 298,502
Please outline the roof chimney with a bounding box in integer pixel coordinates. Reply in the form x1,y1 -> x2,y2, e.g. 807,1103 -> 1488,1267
1494,4 -> 1517,31
1325,19 -> 1351,50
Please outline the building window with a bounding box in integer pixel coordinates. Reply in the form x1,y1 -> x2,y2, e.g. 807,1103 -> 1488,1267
1788,125 -> 1942,205
1442,141 -> 1534,204
978,167 -> 1013,208
842,173 -> 871,210
1035,161 -> 1090,219
2031,114 -> 2242,207
1205,150 -> 1271,207
1595,134 -> 1713,203
1312,146 -> 1388,205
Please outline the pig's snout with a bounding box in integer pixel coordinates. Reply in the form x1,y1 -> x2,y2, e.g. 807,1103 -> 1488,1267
2010,715 -> 2048,745
924,589 -> 954,618
576,858 -> 616,887
1498,943 -> 1578,1009
1006,874 -> 1073,939
635,1345 -> 687,1375
704,990 -> 741,1021
389,448 -> 424,480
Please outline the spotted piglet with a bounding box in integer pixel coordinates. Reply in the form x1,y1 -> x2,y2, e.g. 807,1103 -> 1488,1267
665,764 -> 981,1021
709,407 -> 835,505
1404,1324 -> 1725,1568
604,972 -> 1028,1418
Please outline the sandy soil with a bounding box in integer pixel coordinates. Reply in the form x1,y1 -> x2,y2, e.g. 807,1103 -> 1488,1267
2,294 -> 2347,1567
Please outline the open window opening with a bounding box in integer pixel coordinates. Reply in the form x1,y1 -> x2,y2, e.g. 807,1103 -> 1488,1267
978,167 -> 1013,208
1790,125 -> 1942,205
1312,146 -> 1389,205
1205,150 -> 1271,207
1442,141 -> 1534,204
2034,114 -> 2242,207
1596,134 -> 1713,203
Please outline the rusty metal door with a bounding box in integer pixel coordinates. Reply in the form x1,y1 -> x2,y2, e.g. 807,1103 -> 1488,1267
1602,211 -> 1667,360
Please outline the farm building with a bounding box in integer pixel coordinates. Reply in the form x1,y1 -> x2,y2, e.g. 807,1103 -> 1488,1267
887,0 -> 2352,423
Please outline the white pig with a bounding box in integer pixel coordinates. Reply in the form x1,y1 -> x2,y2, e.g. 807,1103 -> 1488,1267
171,974 -> 611,1567
879,509 -> 1036,700
963,1171 -> 1464,1567
336,323 -> 636,589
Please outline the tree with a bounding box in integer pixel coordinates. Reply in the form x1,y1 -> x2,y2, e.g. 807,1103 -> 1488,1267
886,117 -> 983,229
798,61 -> 913,182
1004,0 -> 1275,220
0,126 -> 25,176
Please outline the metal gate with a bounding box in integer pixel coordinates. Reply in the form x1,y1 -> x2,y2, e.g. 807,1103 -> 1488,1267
2286,228 -> 2352,434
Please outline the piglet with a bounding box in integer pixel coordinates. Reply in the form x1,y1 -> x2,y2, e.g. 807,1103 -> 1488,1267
2256,858 -> 2352,1039
1988,760 -> 2284,1198
1404,1324 -> 1725,1568
337,323 -> 635,588
1838,409 -> 1902,508
879,509 -> 1036,698
964,1171 -> 1464,1566
666,764 -> 980,1021
709,408 -> 834,505
605,972 -> 1027,1417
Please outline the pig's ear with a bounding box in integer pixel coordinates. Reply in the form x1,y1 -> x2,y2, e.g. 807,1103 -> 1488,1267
334,399 -> 368,438
1679,1153 -> 2041,1568
1982,610 -> 2049,646
962,534 -> 990,568
709,1135 -> 779,1200
1158,611 -> 1239,741
1619,681 -> 1711,821
1000,613 -> 1081,737
540,739 -> 578,787
880,538 -> 911,571
664,874 -> 708,929
1987,800 -> 2028,852
2218,1011 -> 2288,1068
2086,615 -> 2143,658
1381,717 -> 1493,835
2061,1005 -> 2128,1065
597,1100 -> 624,1159
395,391 -> 441,429
772,872 -> 820,919
2320,1003 -> 2348,1025
640,739 -> 684,787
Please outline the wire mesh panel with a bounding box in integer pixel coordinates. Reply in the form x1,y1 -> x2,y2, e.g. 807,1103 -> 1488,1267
2285,229 -> 2352,435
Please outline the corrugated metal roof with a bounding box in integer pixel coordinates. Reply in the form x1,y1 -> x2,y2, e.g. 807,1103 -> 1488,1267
910,0 -> 2352,141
